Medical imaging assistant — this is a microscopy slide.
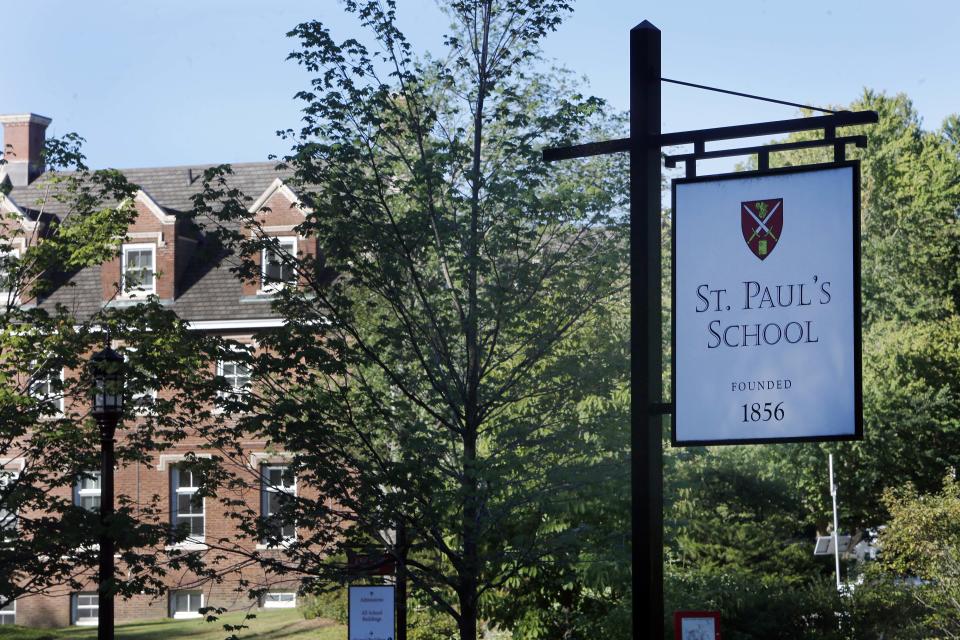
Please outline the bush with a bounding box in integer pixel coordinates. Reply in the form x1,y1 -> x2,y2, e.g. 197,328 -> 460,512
408,602 -> 459,640
665,566 -> 925,639
299,587 -> 347,623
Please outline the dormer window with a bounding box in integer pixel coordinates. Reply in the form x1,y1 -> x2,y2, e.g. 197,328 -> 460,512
122,244 -> 155,295
261,237 -> 297,291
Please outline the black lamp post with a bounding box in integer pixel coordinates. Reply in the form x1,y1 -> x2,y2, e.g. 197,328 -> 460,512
90,346 -> 124,640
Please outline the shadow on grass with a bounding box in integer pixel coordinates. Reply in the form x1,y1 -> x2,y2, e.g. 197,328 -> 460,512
0,609 -> 342,640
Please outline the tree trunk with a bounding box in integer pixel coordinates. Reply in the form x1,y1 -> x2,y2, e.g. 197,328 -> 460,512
459,587 -> 479,640
461,4 -> 491,640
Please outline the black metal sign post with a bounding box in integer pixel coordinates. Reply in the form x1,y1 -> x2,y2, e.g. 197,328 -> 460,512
546,20 -> 664,637
629,21 -> 665,640
543,19 -> 877,639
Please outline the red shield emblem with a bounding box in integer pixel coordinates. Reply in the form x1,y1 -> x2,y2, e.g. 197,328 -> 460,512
741,198 -> 783,260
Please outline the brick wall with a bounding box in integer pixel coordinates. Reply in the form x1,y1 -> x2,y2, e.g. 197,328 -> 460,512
12,440 -> 315,628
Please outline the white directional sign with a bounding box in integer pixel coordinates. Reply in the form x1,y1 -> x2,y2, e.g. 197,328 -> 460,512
349,585 -> 395,640
673,163 -> 862,445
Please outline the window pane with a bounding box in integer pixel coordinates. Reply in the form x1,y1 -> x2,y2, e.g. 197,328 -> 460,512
177,494 -> 195,515
188,515 -> 204,537
264,251 -> 284,282
80,473 -> 101,491
75,592 -> 98,622
268,491 -> 287,515
267,592 -> 295,602
263,240 -> 296,285
171,466 -> 204,540
33,378 -> 50,396
80,496 -> 101,512
78,594 -> 98,607
177,493 -> 203,516
0,473 -> 17,534
132,391 -> 155,407
261,465 -> 295,542
178,468 -> 196,489
221,361 -> 250,392
268,467 -> 284,486
0,250 -> 16,293
0,599 -> 14,625
266,466 -> 294,490
125,248 -> 154,289
233,364 -> 250,388
174,591 -> 201,613
30,370 -> 60,408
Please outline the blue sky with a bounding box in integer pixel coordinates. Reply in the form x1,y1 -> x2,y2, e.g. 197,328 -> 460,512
2,1 -> 957,172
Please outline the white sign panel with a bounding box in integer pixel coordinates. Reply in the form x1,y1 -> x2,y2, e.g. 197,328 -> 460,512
349,585 -> 395,640
673,164 -> 861,444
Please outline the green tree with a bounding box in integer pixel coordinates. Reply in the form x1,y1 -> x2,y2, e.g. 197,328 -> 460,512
191,1 -> 630,638
878,476 -> 960,636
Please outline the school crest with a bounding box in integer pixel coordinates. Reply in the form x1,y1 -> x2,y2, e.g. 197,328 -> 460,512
741,198 -> 783,260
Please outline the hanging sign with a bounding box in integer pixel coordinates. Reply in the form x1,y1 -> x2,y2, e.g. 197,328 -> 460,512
348,585 -> 395,640
672,162 -> 862,445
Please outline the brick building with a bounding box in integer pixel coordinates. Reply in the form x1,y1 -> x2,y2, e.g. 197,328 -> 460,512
0,113 -> 312,628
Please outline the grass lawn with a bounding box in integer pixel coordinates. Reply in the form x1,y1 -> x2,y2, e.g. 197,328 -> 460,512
0,609 -> 345,640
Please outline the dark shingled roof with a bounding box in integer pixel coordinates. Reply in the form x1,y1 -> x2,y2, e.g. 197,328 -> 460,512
7,162 -> 294,324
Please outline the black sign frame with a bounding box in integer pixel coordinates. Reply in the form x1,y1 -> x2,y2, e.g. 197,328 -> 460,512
671,160 -> 863,447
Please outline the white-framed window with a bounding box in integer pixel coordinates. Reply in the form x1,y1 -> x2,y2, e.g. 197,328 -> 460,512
121,243 -> 156,295
72,592 -> 99,625
261,465 -> 296,543
74,471 -> 102,512
124,349 -> 157,412
29,365 -> 64,414
0,247 -> 21,304
169,590 -> 203,619
217,359 -> 251,404
0,598 -> 14,625
170,466 -> 204,543
260,236 -> 297,291
0,470 -> 19,537
262,592 -> 296,608
132,385 -> 157,411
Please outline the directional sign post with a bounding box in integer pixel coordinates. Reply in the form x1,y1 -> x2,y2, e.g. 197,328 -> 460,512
348,585 -> 395,640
